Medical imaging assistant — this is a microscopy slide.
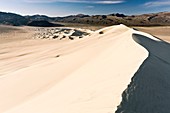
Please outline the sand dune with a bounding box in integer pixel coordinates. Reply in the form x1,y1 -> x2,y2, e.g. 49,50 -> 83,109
0,25 -> 169,113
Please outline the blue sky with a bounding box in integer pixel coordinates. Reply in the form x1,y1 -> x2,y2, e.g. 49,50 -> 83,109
0,0 -> 170,16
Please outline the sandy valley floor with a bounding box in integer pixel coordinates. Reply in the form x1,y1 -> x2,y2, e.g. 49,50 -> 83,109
134,26 -> 170,42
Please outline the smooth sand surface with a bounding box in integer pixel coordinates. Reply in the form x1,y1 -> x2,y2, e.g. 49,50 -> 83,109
0,25 -> 169,113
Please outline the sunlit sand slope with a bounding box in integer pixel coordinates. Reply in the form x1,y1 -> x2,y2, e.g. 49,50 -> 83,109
1,25 -> 167,113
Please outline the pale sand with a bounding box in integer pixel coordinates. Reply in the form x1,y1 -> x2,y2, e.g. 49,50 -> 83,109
0,25 -> 167,113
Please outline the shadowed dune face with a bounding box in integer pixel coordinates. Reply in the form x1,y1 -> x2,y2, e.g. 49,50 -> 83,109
132,34 -> 170,63
116,34 -> 170,113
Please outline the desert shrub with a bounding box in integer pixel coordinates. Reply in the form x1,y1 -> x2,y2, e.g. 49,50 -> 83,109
102,15 -> 107,19
99,31 -> 104,34
53,35 -> 58,39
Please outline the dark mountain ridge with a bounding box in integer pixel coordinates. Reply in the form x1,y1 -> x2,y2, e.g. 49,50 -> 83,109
0,11 -> 170,27
27,20 -> 64,27
0,12 -> 28,26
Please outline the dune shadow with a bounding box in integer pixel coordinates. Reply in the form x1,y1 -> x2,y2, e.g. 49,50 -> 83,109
132,34 -> 170,64
115,34 -> 170,113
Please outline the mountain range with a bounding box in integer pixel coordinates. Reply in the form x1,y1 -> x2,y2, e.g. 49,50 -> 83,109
0,11 -> 170,27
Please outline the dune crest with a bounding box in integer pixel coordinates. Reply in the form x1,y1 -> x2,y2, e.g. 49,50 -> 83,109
0,25 -> 168,113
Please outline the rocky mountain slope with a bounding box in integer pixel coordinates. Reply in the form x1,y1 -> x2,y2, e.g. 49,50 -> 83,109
0,12 -> 28,26
55,12 -> 170,26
